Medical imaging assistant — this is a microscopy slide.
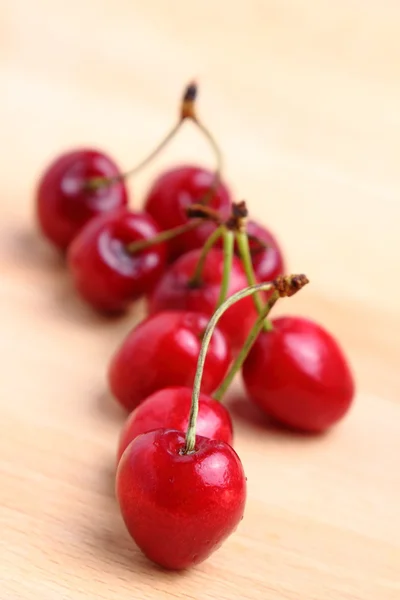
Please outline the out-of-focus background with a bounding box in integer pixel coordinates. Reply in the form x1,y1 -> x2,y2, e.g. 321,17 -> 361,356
1,2 -> 399,599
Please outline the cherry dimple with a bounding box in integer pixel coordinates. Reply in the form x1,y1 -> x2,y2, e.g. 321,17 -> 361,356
116,429 -> 246,570
67,210 -> 167,313
117,386 -> 233,461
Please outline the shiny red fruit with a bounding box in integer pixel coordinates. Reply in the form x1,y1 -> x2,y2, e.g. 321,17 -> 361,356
245,220 -> 285,283
116,429 -> 246,569
67,210 -> 167,313
36,149 -> 128,250
117,386 -> 233,461
108,311 -> 231,411
144,165 -> 231,260
242,316 -> 355,432
148,248 -> 258,353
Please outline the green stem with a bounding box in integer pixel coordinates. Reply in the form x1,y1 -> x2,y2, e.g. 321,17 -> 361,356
236,230 -> 271,330
213,291 -> 279,402
86,121 -> 183,191
188,225 -> 225,286
125,219 -> 203,254
184,281 -> 276,453
216,230 -> 234,308
193,118 -> 223,185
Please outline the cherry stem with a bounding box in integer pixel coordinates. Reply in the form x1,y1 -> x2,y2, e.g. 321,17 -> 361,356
125,219 -> 203,254
86,81 -> 223,197
216,229 -> 234,308
184,274 -> 309,452
86,121 -> 183,191
235,230 -> 269,328
188,225 -> 225,286
213,292 -> 279,402
192,118 -> 223,187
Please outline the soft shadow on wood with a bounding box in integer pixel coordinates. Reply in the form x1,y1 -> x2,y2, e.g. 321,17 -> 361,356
53,277 -> 128,328
96,390 -> 127,426
8,226 -> 132,326
8,226 -> 146,332
7,227 -> 65,271
99,460 -> 118,499
227,393 -> 327,440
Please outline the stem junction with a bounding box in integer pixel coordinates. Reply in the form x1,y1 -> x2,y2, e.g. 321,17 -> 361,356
184,273 -> 309,452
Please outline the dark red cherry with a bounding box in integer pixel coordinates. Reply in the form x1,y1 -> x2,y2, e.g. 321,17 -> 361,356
36,149 -> 128,250
67,210 -> 167,313
144,165 -> 231,260
245,220 -> 285,283
148,248 -> 258,353
116,429 -> 246,569
242,316 -> 355,432
108,311 -> 231,411
117,386 -> 233,461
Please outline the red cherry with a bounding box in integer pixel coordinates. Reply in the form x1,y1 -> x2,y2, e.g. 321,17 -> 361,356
245,220 -> 285,283
148,248 -> 258,353
67,210 -> 167,313
144,165 -> 231,260
242,316 -> 355,432
36,149 -> 128,250
116,429 -> 246,569
117,386 -> 233,461
108,311 -> 231,411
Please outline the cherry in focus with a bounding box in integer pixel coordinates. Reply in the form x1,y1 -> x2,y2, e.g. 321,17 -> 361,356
67,210 -> 167,313
117,386 -> 233,461
116,429 -> 246,569
148,248 -> 258,353
108,311 -> 231,411
242,316 -> 355,432
36,149 -> 128,251
144,165 -> 231,260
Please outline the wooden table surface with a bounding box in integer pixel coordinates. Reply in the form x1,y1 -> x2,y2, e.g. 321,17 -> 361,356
1,1 -> 399,598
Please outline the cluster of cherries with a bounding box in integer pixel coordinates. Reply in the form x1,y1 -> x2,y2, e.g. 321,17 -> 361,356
35,83 -> 355,570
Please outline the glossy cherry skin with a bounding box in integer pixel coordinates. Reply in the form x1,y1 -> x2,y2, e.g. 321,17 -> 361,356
148,248 -> 258,353
67,210 -> 167,313
108,311 -> 231,412
117,387 -> 233,461
36,149 -> 128,250
242,316 -> 355,432
116,429 -> 246,569
144,165 -> 231,260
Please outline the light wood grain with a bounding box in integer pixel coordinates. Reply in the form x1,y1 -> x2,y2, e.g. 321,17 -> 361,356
1,1 -> 399,598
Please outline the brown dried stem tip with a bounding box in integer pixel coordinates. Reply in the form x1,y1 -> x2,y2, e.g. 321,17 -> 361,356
226,200 -> 249,232
181,81 -> 198,120
273,274 -> 309,297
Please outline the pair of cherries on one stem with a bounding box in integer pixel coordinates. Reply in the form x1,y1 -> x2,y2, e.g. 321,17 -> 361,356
35,83 -> 284,330
36,83 -> 227,256
114,275 -> 355,569
35,83 -> 228,266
